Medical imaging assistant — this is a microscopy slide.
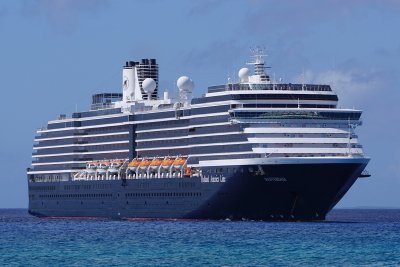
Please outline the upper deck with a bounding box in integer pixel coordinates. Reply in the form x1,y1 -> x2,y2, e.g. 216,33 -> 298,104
207,83 -> 333,94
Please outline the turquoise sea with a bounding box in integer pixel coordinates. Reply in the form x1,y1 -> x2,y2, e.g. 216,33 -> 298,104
1,209 -> 399,266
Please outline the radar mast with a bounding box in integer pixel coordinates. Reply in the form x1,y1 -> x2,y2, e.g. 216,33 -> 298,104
247,46 -> 271,83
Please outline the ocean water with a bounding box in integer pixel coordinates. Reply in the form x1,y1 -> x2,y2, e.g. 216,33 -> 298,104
1,209 -> 399,266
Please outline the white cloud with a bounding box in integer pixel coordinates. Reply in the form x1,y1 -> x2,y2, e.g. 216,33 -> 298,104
293,68 -> 384,106
21,0 -> 108,33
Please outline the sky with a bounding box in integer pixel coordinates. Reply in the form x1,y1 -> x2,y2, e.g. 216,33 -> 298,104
0,0 -> 399,208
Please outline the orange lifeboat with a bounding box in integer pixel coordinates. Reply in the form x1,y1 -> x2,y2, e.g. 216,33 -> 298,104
149,158 -> 163,169
160,158 -> 174,169
139,159 -> 152,169
172,157 -> 187,168
128,159 -> 141,171
184,167 -> 192,176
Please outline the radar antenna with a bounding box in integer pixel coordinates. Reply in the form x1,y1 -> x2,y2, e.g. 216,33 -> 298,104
249,46 -> 267,65
247,46 -> 271,82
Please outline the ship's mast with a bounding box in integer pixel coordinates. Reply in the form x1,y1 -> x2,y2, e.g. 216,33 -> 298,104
246,46 -> 271,83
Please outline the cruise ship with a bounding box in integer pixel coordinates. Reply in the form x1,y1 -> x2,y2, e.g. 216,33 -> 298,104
27,49 -> 370,220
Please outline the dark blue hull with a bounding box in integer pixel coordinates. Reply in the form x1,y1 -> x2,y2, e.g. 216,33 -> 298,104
28,162 -> 367,221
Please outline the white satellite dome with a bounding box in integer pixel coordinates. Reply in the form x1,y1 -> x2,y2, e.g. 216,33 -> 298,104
177,76 -> 194,93
238,68 -> 250,82
142,78 -> 157,94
